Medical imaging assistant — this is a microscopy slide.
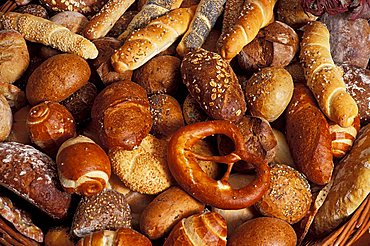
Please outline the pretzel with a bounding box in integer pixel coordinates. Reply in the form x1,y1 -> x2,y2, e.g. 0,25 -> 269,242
168,120 -> 270,209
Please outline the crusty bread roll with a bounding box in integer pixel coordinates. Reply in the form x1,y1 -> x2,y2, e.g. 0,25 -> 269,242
6,105 -> 31,144
182,94 -> 209,125
50,11 -> 88,34
276,0 -> 317,28
0,82 -> 26,110
0,217 -> 40,246
0,95 -> 12,142
107,11 -> 138,38
271,129 -> 294,166
313,123 -> 370,236
40,0 -> 107,14
300,21 -> 358,127
15,4 -> 49,18
1,12 -> 98,59
111,6 -> 196,73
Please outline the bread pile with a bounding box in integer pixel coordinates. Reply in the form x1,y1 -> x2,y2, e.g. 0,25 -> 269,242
0,0 -> 369,245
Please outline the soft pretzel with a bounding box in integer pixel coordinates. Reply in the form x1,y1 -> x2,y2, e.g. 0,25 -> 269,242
167,120 -> 270,209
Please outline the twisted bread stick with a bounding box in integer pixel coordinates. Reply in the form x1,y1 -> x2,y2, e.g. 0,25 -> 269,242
300,21 -> 358,127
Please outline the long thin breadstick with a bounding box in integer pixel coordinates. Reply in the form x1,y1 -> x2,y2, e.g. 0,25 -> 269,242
0,12 -> 98,59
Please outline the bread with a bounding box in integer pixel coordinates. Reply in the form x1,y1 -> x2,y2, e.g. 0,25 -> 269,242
176,0 -> 225,57
218,0 -> 277,61
163,212 -> 227,246
111,6 -> 196,73
39,0 -> 108,14
109,134 -> 174,194
56,135 -> 111,196
133,55 -> 181,95
299,21 -> 358,127
83,0 -> 135,40
228,217 -> 297,246
0,82 -> 26,110
271,129 -> 294,166
0,30 -> 29,84
313,123 -> 370,236
91,80 -> 152,150
182,94 -> 209,125
26,54 -> 90,105
0,217 -> 39,246
0,95 -> 12,142
107,11 -> 138,38
140,186 -> 205,239
245,67 -> 294,122
27,101 -> 76,156
6,105 -> 31,144
181,48 -> 246,122
117,0 -> 184,41
71,189 -> 131,237
276,0 -> 317,28
44,227 -> 74,246
149,94 -> 185,138
192,139 -> 220,179
201,28 -> 221,53
286,84 -> 333,185
341,64 -> 370,125
219,0 -> 244,41
50,11 -> 88,34
1,12 -> 98,59
0,142 -> 71,219
77,228 -> 152,246
15,4 -> 49,18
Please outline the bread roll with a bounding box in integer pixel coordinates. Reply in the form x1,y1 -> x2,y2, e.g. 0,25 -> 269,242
245,67 -> 294,122
271,129 -> 294,166
0,30 -> 29,84
182,94 -> 209,125
45,227 -> 74,246
91,80 -> 152,150
6,105 -> 31,144
286,84 -> 333,185
192,139 -> 220,179
0,217 -> 39,246
50,11 -> 88,34
15,4 -> 49,18
201,28 -> 221,54
0,95 -> 12,142
181,48 -> 246,122
140,186 -> 205,239
0,142 -> 71,219
276,0 -> 317,28
26,54 -> 90,105
313,123 -> 370,236
107,11 -> 138,38
0,82 -> 26,110
109,134 -> 173,194
39,0 -> 107,14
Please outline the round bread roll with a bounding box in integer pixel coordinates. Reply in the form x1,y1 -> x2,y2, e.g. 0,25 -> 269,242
15,4 -> 49,18
0,95 -> 12,142
6,105 -> 31,144
26,54 -> 90,105
133,55 -> 181,95
45,227 -> 74,246
228,217 -> 297,246
271,129 -> 294,166
245,67 -> 294,122
140,186 -> 205,240
109,134 -> 173,194
27,101 -> 76,156
182,94 -> 209,125
50,11 -> 88,34
276,0 -> 317,28
0,30 -> 29,84
255,164 -> 311,224
149,94 -> 185,138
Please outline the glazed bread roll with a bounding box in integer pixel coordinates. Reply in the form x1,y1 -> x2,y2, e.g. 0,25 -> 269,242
0,142 -> 71,220
300,21 -> 358,127
56,135 -> 111,196
313,123 -> 370,236
117,0 -> 184,41
176,0 -> 226,56
0,12 -> 98,59
0,30 -> 29,84
218,0 -> 277,61
0,95 -> 12,142
111,6 -> 196,73
181,48 -> 246,122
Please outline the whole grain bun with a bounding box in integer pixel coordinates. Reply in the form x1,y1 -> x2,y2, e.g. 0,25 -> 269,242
228,217 -> 297,246
133,55 -> 181,95
0,30 -> 29,84
50,11 -> 88,34
245,67 -> 294,122
26,54 -> 90,105
0,95 -> 12,142
109,134 -> 173,194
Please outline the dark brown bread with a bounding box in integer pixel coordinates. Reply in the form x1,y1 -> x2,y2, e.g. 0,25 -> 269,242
91,80 -> 152,150
15,4 -> 49,18
182,94 -> 209,125
181,48 -> 246,122
40,0 -> 108,14
286,84 -> 334,185
6,105 -> 31,144
107,11 -> 138,38
0,142 -> 72,220
0,217 -> 40,246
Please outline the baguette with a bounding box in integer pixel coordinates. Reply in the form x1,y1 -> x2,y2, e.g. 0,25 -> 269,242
111,6 -> 196,73
83,0 -> 135,40
0,12 -> 98,59
300,21 -> 358,127
117,0 -> 184,41
176,0 -> 226,57
218,0 -> 277,61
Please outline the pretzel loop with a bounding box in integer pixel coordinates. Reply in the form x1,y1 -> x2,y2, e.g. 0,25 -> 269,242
168,120 -> 270,209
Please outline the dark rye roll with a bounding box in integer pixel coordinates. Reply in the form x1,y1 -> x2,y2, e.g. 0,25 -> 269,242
181,48 -> 246,122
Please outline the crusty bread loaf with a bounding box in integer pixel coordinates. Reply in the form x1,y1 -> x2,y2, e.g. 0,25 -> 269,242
218,0 -> 277,61
313,123 -> 370,236
286,84 -> 334,185
176,0 -> 226,56
83,0 -> 135,40
300,21 -> 358,127
111,6 -> 196,73
1,12 -> 98,59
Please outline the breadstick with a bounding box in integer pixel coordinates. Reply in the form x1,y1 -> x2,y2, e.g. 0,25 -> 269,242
83,0 -> 135,40
0,12 -> 98,59
300,21 -> 358,127
176,0 -> 225,57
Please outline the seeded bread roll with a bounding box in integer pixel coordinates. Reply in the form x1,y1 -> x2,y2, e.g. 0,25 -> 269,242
181,48 -> 246,122
107,11 -> 138,38
0,142 -> 71,220
40,0 -> 108,14
0,95 -> 12,142
6,105 -> 31,144
50,11 -> 88,34
15,4 -> 49,18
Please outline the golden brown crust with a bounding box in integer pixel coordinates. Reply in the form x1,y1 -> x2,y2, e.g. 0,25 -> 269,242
276,0 -> 317,28
0,95 -> 12,142
45,227 -> 74,246
50,11 -> 88,34
40,0 -> 108,14
6,105 -> 31,144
